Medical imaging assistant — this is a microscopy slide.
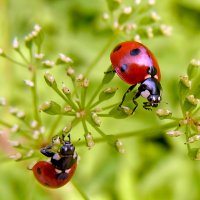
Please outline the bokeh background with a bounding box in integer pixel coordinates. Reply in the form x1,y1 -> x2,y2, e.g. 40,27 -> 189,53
1,0 -> 200,199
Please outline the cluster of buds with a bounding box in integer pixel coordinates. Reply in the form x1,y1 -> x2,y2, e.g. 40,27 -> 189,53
103,0 -> 172,41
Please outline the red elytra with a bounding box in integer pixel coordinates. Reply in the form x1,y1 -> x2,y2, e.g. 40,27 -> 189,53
32,161 -> 77,188
110,41 -> 161,85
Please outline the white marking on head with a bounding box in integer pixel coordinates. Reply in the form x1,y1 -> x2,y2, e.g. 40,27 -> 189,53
141,90 -> 150,98
53,153 -> 61,161
55,169 -> 62,173
144,74 -> 151,79
154,75 -> 158,79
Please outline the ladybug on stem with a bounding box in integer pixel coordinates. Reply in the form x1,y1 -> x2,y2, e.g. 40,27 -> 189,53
32,134 -> 78,188
109,41 -> 162,113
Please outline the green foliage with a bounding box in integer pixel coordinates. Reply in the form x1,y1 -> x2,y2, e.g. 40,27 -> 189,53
0,0 -> 200,200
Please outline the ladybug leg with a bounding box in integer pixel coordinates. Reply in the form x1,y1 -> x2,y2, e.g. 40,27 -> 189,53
56,172 -> 68,180
104,69 -> 115,74
131,90 -> 142,113
40,145 -> 55,157
143,102 -> 152,111
119,84 -> 136,108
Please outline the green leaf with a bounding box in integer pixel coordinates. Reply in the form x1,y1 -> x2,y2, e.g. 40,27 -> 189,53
40,101 -> 62,115
99,87 -> 118,102
102,66 -> 115,84
109,106 -> 130,119
106,0 -> 121,12
188,148 -> 200,160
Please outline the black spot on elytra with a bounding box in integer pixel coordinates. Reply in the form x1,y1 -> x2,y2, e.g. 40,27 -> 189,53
130,48 -> 141,56
37,167 -> 42,175
44,182 -> 49,186
112,45 -> 122,53
120,64 -> 128,72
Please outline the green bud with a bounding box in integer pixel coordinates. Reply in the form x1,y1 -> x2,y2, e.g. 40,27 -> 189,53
40,101 -> 61,115
106,0 -> 121,11
183,95 -> 199,112
187,59 -> 200,79
44,72 -> 57,88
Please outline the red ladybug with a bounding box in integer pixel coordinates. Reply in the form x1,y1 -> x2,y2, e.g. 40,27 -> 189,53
110,41 -> 162,112
32,134 -> 78,188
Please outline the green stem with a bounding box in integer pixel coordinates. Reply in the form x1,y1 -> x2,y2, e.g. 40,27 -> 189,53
86,83 -> 104,108
101,102 -> 119,111
85,35 -> 117,77
31,70 -> 41,124
17,49 -> 29,64
71,180 -> 90,200
82,119 -> 89,133
0,120 -> 12,127
47,115 -> 63,140
54,87 -> 78,111
5,55 -> 27,68
75,121 -> 178,146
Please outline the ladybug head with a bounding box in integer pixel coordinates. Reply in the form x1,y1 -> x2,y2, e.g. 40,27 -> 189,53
139,77 -> 161,108
147,94 -> 161,107
59,141 -> 75,156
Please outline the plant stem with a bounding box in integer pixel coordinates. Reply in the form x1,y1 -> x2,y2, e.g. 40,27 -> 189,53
47,115 -> 63,140
31,69 -> 41,124
5,55 -> 27,68
86,83 -> 104,108
71,180 -> 90,200
85,35 -> 117,77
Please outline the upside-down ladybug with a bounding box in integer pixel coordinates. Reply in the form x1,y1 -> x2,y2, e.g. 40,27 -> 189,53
110,41 -> 162,112
32,134 -> 78,188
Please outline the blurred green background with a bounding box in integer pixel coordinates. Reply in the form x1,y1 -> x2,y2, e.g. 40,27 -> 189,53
1,0 -> 200,199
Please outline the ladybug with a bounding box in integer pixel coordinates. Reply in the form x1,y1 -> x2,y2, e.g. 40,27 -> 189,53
110,41 -> 162,112
32,134 -> 78,188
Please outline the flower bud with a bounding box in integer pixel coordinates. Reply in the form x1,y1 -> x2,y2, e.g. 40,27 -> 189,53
39,101 -> 61,115
166,130 -> 183,137
8,140 -> 20,147
66,67 -> 75,76
24,80 -> 34,87
11,124 -> 20,133
85,132 -> 95,148
186,95 -> 199,106
12,37 -> 19,50
9,152 -> 22,160
156,108 -> 172,119
115,139 -> 125,153
57,53 -> 73,64
120,106 -> 133,115
187,134 -> 200,143
0,97 -> 6,106
42,60 -> 55,68
62,122 -> 72,133
91,112 -> 101,126
44,72 -> 57,88
63,105 -> 72,113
